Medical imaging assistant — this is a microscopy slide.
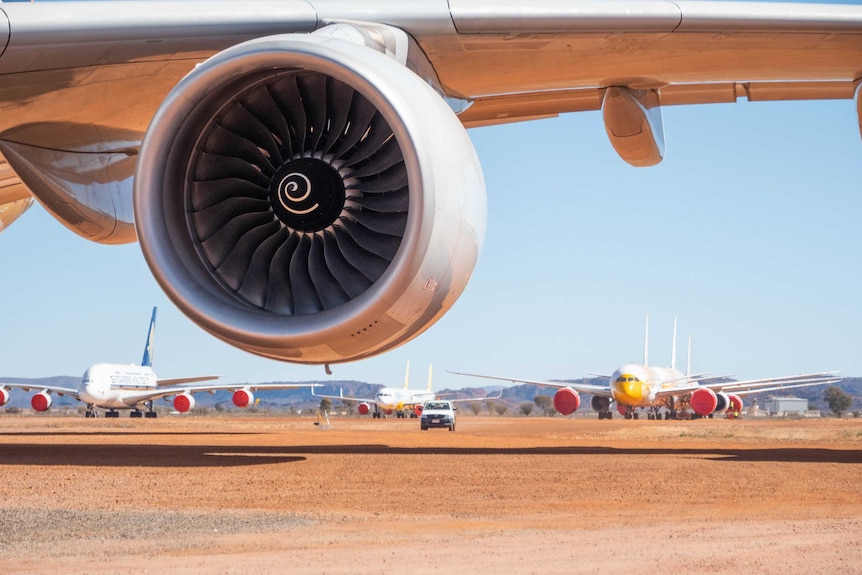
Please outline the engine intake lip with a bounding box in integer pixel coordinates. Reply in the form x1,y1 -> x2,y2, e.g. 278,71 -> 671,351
134,32 -> 486,363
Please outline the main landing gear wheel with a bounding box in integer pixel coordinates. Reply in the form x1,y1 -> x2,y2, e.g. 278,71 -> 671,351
144,400 -> 158,418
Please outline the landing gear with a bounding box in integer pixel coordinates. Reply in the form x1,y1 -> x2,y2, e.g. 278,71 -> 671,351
144,400 -> 157,418
597,411 -> 613,420
105,410 -> 120,418
130,410 -> 143,418
84,404 -> 98,418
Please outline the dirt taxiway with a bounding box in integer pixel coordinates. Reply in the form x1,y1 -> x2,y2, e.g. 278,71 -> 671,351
0,415 -> 860,574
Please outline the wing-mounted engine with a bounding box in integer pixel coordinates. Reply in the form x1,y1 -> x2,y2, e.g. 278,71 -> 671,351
726,394 -> 743,419
553,388 -> 580,415
135,25 -> 486,366
689,387 -> 718,417
31,391 -> 53,412
0,388 -> 10,407
357,402 -> 372,415
173,392 -> 196,413
232,389 -> 254,408
714,391 -> 731,414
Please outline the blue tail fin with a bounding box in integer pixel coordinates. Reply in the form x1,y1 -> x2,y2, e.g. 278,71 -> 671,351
141,307 -> 157,367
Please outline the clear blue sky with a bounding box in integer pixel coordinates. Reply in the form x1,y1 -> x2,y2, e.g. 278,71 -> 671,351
1,9 -> 860,391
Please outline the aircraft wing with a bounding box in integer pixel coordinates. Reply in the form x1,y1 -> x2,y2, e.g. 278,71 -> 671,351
1,382 -> 80,400
449,371 -> 613,398
114,382 -> 319,406
311,386 -> 376,404
157,376 -> 220,387
654,372 -> 841,398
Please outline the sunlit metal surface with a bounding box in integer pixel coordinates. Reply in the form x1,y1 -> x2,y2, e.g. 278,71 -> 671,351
602,87 -> 664,168
0,141 -> 136,244
0,0 -> 858,365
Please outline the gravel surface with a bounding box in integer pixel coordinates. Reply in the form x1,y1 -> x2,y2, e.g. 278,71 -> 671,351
0,416 -> 859,573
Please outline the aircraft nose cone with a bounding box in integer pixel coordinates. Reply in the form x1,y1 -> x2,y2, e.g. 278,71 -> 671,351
612,376 -> 645,405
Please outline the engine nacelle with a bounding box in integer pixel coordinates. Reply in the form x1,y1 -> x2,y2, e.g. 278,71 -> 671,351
173,393 -> 196,413
232,389 -> 254,409
134,28 -> 486,366
0,388 -> 9,407
714,392 -> 731,413
357,402 -> 371,416
726,394 -> 744,419
553,388 -> 580,416
590,395 -> 611,413
31,391 -> 52,412
690,388 -> 718,417
414,404 -> 424,417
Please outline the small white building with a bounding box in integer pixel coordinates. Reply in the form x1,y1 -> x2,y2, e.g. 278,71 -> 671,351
764,396 -> 809,415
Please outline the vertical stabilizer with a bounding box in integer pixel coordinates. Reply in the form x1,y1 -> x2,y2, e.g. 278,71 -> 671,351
404,360 -> 410,389
427,365 -> 433,391
671,317 -> 677,370
686,336 -> 692,377
141,307 -> 157,367
643,314 -> 649,367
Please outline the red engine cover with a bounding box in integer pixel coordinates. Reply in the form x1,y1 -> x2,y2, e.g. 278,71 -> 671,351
553,388 -> 580,415
173,393 -> 194,413
232,389 -> 253,408
0,388 -> 9,407
31,392 -> 52,412
616,403 -> 630,416
726,394 -> 744,419
414,404 -> 424,416
357,402 -> 370,415
690,388 -> 718,416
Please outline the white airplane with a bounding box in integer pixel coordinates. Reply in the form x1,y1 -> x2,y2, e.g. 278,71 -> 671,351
314,362 -> 499,418
0,2 -> 859,369
0,307 -> 317,418
453,317 -> 841,420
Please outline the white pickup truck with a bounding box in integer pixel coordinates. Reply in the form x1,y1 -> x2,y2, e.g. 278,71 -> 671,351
420,400 -> 456,431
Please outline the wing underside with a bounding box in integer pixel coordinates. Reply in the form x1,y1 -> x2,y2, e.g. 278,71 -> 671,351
450,371 -> 613,398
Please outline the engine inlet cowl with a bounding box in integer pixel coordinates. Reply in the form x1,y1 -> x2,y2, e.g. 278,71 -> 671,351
135,31 -> 486,365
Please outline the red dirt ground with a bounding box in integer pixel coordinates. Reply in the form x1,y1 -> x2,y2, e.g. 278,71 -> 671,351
0,416 -> 859,574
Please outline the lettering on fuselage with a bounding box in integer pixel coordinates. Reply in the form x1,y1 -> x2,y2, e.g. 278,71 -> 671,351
108,372 -> 153,390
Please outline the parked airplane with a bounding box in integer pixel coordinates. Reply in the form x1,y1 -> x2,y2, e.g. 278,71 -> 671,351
0,308 -> 317,417
313,363 -> 500,418
453,317 -> 841,420
0,2 -> 859,368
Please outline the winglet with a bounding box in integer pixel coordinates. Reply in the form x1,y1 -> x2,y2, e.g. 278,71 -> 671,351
404,360 -> 410,389
141,307 -> 157,367
427,365 -> 433,391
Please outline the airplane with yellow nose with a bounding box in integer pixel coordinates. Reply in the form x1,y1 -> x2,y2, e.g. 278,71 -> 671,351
453,317 -> 841,420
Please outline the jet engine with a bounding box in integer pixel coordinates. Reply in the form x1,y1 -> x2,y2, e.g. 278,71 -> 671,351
232,389 -> 254,408
357,402 -> 371,415
134,29 -> 486,366
31,391 -> 52,412
553,388 -> 580,415
714,391 -> 731,414
173,393 -> 196,413
726,394 -> 744,419
690,388 -> 718,417
590,395 -> 610,413
0,388 -> 9,407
